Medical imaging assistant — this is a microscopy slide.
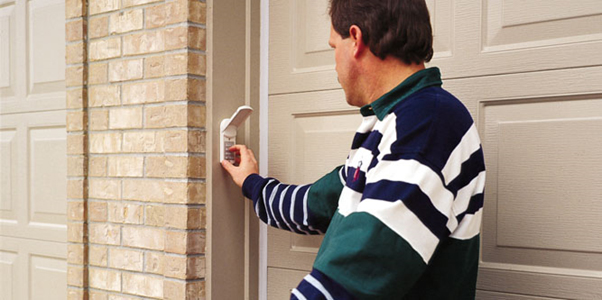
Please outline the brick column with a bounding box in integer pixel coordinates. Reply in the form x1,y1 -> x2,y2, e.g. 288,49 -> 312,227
66,0 -> 208,299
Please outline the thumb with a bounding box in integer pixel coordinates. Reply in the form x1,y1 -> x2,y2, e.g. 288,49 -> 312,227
221,160 -> 235,174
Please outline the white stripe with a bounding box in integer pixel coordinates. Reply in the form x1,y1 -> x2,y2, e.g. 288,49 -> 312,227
375,113 -> 397,161
289,185 -> 310,235
338,167 -> 346,184
366,159 -> 458,232
356,115 -> 378,133
278,185 -> 292,231
348,147 -> 373,172
268,183 -> 283,228
441,124 -> 481,185
304,274 -> 334,300
262,180 -> 275,226
338,187 -> 362,216
453,171 -> 486,215
291,289 -> 307,300
450,208 -> 482,240
357,199 -> 439,263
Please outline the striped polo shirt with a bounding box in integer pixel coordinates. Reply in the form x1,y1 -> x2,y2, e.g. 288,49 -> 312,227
242,67 -> 486,299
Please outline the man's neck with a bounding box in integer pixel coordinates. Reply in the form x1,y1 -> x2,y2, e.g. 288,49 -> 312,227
360,58 -> 425,107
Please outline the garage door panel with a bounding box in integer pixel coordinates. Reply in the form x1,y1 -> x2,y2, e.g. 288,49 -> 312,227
28,0 -> 65,95
0,129 -> 16,218
0,3 -> 15,94
0,250 -> 17,300
30,254 -> 67,300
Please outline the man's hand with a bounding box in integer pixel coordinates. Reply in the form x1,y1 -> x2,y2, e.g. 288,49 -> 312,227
221,144 -> 259,188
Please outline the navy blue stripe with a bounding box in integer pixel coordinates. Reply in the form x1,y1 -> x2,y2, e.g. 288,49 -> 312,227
363,180 -> 451,240
446,148 -> 485,196
293,269 -> 356,300
295,279 -> 326,299
351,132 -> 371,149
269,184 -> 290,229
361,131 -> 382,152
263,181 -> 281,228
344,167 -> 366,193
457,193 -> 484,223
280,185 -> 305,234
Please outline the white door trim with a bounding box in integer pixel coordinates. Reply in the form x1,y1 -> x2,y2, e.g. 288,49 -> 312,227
259,0 -> 269,298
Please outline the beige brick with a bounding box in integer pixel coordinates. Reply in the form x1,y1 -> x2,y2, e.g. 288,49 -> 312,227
66,19 -> 84,42
90,38 -> 122,61
109,9 -> 143,34
89,63 -> 108,85
109,59 -> 143,82
68,288 -> 86,300
123,30 -> 164,56
89,16 -> 109,39
89,109 -> 109,131
89,156 -> 108,176
67,200 -> 85,221
164,53 -> 187,76
67,222 -> 86,243
165,78 -> 187,101
67,178 -> 85,199
122,131 -> 165,153
189,77 -> 206,102
109,248 -> 143,271
165,230 -> 205,255
164,255 -> 205,280
67,88 -> 86,109
145,55 -> 164,78
67,156 -> 85,177
164,181 -> 190,204
123,80 -> 164,105
189,52 -> 206,76
145,4 -> 166,29
89,245 -> 108,267
90,133 -> 122,154
89,178 -> 121,199
189,1 -> 207,24
188,27 -> 206,51
89,290 -> 109,300
109,107 -> 143,129
189,156 -> 205,178
188,130 -> 206,153
165,27 -> 187,51
145,204 -> 164,226
146,156 -> 187,178
65,0 -> 84,19
67,111 -> 86,132
123,179 -> 163,202
122,226 -> 164,250
108,202 -> 143,224
89,223 -> 121,245
108,295 -> 139,300
67,265 -> 85,287
144,252 -> 164,274
89,85 -> 120,107
66,42 -> 85,64
67,244 -> 85,264
187,182 -> 206,204
89,201 -> 108,222
186,281 -> 205,300
167,0 -> 188,24
163,280 -> 185,300
66,65 -> 85,87
162,130 -> 187,152
145,105 -> 186,128
90,0 -> 120,15
164,206 -> 205,230
188,105 -> 205,128
122,273 -> 163,298
108,156 -> 144,177
89,268 -> 121,292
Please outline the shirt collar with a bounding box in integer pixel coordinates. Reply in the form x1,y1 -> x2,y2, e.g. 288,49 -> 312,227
360,67 -> 442,120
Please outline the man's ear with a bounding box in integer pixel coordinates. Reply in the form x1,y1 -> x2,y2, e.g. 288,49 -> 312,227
348,25 -> 366,58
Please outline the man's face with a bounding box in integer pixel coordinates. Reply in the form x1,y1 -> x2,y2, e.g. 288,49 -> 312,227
329,26 -> 360,106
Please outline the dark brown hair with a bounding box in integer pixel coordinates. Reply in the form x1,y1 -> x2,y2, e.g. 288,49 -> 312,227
329,0 -> 434,64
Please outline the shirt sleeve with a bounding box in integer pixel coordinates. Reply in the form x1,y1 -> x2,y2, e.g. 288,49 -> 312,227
241,165 -> 345,234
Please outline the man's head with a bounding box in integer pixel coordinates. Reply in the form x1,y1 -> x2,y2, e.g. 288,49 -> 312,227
329,0 -> 434,65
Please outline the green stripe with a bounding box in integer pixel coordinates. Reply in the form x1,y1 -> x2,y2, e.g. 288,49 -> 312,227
314,212 -> 427,299
307,166 -> 345,230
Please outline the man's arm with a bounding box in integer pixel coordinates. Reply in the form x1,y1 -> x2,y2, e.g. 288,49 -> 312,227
222,145 -> 344,234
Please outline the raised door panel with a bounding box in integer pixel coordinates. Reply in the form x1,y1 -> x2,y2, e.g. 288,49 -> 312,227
443,66 -> 602,298
0,251 -> 17,300
435,0 -> 602,78
0,110 -> 67,242
0,2 -> 16,96
270,0 -> 453,94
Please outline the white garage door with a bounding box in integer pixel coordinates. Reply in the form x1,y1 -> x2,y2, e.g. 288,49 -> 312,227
0,0 -> 67,299
266,0 -> 602,299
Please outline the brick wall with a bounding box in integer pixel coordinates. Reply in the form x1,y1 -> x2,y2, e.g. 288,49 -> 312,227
66,0 -> 207,298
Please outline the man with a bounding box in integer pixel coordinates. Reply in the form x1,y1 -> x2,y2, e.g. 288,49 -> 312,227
222,0 -> 486,298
